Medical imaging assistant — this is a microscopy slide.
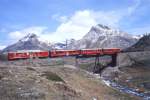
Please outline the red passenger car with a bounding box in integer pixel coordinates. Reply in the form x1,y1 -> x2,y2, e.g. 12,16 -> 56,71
29,51 -> 49,58
8,50 -> 49,60
8,52 -> 29,60
102,48 -> 120,55
50,50 -> 80,57
80,49 -> 103,56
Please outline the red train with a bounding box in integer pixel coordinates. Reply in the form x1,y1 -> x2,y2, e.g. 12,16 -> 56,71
8,51 -> 49,60
50,50 -> 80,57
81,49 -> 103,56
7,48 -> 120,60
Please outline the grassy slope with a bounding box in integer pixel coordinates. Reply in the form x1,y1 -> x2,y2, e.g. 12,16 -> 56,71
0,59 -> 141,100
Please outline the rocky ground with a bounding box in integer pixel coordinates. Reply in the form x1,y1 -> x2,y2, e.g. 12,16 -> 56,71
0,58 -> 140,100
100,51 -> 150,99
75,51 -> 150,99
101,64 -> 150,99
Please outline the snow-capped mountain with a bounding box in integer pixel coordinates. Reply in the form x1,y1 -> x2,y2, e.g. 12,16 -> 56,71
2,33 -> 67,52
51,42 -> 66,49
2,33 -> 52,52
70,24 -> 138,49
2,24 -> 141,52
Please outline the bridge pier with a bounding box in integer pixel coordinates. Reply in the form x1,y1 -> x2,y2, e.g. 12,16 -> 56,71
93,56 -> 102,74
110,54 -> 117,67
75,53 -> 118,76
75,57 -> 78,67
93,54 -> 118,75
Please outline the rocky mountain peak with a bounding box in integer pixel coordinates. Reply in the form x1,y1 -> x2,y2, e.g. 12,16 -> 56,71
70,24 -> 138,49
2,33 -> 67,52
27,33 -> 37,38
88,24 -> 128,38
96,24 -> 111,30
2,33 -> 51,52
19,33 -> 38,42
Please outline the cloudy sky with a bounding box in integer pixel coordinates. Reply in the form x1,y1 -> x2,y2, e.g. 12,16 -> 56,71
0,0 -> 150,49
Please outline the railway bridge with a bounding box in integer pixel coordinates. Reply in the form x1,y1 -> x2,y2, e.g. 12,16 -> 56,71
7,48 -> 120,73
75,51 -> 118,74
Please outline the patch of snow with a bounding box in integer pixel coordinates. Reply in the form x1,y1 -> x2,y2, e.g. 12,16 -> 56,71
102,80 -> 111,87
132,35 -> 143,39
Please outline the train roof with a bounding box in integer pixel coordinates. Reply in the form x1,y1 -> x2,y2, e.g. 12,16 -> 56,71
8,50 -> 48,53
51,49 -> 78,51
81,48 -> 120,50
81,48 -> 101,50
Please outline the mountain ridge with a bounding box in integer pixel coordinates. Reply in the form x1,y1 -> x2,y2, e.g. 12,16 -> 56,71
124,34 -> 150,52
2,33 -> 52,52
2,24 -> 141,52
69,24 -> 138,49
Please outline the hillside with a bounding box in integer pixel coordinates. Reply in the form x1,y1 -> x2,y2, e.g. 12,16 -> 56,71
0,59 -> 140,100
125,34 -> 150,52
